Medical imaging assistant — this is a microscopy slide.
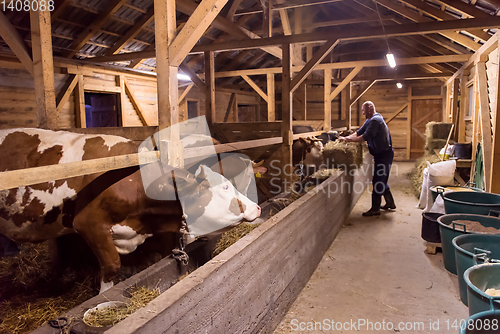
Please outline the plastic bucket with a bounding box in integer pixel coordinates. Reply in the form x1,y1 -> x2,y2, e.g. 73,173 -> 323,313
455,143 -> 473,159
421,212 -> 444,243
453,234 -> 500,306
464,263 -> 500,316
437,214 -> 500,274
443,192 -> 500,215
459,309 -> 500,334
430,186 -> 484,203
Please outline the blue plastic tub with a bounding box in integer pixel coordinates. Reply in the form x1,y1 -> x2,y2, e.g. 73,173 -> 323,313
464,263 -> 500,316
453,234 -> 500,306
437,214 -> 500,274
459,309 -> 500,333
444,192 -> 500,215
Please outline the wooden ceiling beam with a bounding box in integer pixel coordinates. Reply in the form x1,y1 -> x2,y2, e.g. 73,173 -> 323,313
105,6 -> 154,56
65,0 -> 127,58
373,0 -> 481,51
0,12 -> 33,76
226,0 -> 245,21
433,0 -> 492,19
234,0 -> 342,16
396,0 -> 490,42
310,15 -> 395,29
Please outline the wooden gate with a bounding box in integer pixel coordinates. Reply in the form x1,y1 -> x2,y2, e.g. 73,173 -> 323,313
410,99 -> 442,159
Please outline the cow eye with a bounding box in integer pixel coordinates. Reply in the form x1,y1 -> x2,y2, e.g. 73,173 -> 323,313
223,184 -> 229,190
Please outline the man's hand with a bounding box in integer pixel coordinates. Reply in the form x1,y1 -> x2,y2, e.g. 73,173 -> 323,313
338,136 -> 348,143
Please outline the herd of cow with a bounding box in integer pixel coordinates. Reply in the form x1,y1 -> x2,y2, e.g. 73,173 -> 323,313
0,126 -> 342,293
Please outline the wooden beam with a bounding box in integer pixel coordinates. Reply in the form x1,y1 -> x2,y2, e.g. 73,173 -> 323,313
31,9 -> 57,129
263,0 -> 272,38
324,69 -> 332,131
56,75 -> 78,115
310,15 -> 394,29
0,12 -> 33,76
434,0 -> 491,19
451,78 -> 459,134
241,75 -> 268,102
350,80 -> 376,106
234,0 -> 342,15
179,83 -> 194,104
330,67 -> 362,100
290,39 -> 339,92
123,77 -> 149,126
179,63 -> 206,93
298,83 -> 307,120
477,62 -> 493,192
406,87 -> 412,160
118,75 -> 127,126
385,103 -> 408,124
214,54 -> 469,78
170,0 -> 229,67
75,74 -> 86,128
66,0 -> 127,58
205,51 -> 216,125
267,73 -> 275,122
341,83 -> 351,128
223,93 -> 236,122
227,0 -> 245,21
281,44 -> 293,186
491,40 -> 500,193
128,44 -> 155,69
459,76 -> 467,142
105,6 -> 154,56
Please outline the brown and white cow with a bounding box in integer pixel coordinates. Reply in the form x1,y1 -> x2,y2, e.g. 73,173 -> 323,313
0,128 -> 260,293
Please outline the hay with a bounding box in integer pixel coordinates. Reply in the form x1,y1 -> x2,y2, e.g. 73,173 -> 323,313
0,242 -> 98,333
213,223 -> 262,256
308,168 -> 340,179
408,153 -> 442,198
426,122 -> 453,140
83,287 -> 160,328
323,140 -> 363,168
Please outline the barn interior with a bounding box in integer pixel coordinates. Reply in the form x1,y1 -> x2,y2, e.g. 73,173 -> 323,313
1,0 -> 500,333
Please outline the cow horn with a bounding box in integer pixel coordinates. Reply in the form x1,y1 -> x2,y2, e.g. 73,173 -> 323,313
252,160 -> 264,168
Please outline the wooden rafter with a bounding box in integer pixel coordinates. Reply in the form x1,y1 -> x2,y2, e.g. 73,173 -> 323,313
123,77 -> 149,126
350,80 -> 376,106
56,75 -> 78,114
0,12 -> 33,76
385,103 -> 408,124
234,0 -> 342,15
227,0 -> 245,21
241,75 -> 268,102
66,0 -> 128,58
179,83 -> 194,105
105,6 -> 154,56
179,63 -> 206,93
330,67 -> 362,100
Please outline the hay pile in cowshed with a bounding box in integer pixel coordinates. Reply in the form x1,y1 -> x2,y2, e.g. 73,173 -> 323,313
83,287 -> 160,328
213,223 -> 262,256
0,242 -> 98,333
408,153 -> 442,198
425,122 -> 453,154
323,140 -> 364,168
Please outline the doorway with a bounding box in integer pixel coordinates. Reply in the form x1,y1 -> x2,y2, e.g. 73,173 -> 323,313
84,92 -> 121,128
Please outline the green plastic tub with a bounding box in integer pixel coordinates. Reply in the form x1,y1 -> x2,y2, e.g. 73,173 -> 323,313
459,309 -> 500,333
443,192 -> 500,215
453,234 -> 500,306
430,185 -> 483,204
437,214 -> 500,274
464,263 -> 500,316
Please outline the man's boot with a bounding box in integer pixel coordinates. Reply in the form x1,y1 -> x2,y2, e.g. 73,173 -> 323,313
363,193 -> 381,216
381,188 -> 396,210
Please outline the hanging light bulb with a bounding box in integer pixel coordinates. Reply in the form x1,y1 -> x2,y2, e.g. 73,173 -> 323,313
386,53 -> 396,68
396,82 -> 403,89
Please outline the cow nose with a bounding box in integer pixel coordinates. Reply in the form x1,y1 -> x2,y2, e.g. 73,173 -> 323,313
257,205 -> 261,213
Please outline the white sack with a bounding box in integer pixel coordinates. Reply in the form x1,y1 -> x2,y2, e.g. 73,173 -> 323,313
418,167 -> 429,209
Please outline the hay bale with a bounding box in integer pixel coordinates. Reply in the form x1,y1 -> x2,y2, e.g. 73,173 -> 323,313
213,223 -> 261,256
407,153 -> 442,197
426,122 -> 453,140
425,139 -> 449,154
323,140 -> 363,168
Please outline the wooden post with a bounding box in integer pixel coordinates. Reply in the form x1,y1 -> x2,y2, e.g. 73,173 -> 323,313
281,43 -> 293,188
118,75 -> 127,126
478,62 -> 493,192
155,0 -> 181,166
324,69 -> 332,131
459,75 -> 467,142
263,0 -> 272,38
30,9 -> 57,129
298,82 -> 307,120
406,86 -> 412,160
451,78 -> 459,141
267,73 -> 275,122
75,74 -> 86,128
205,51 -> 216,125
491,41 -> 500,193
342,83 -> 352,129
233,94 -> 239,122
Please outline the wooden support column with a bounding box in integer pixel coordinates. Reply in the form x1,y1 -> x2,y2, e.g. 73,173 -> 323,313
205,51 -> 216,125
233,94 -> 239,122
263,0 -> 272,38
298,83 -> 307,120
491,41 -> 500,193
406,86 -> 412,160
155,0 -> 181,166
459,75 -> 467,142
478,62 -> 493,192
0,12 -> 33,76
281,43 -> 293,187
75,74 -> 86,128
342,83 -> 351,129
324,69 -> 332,131
118,75 -> 127,126
31,9 -> 57,129
267,73 -> 275,122
451,78 -> 459,139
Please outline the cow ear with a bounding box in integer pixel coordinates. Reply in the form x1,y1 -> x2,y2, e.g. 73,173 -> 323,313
298,138 -> 306,144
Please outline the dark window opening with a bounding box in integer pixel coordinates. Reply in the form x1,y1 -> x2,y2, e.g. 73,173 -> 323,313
84,92 -> 121,128
187,100 -> 199,119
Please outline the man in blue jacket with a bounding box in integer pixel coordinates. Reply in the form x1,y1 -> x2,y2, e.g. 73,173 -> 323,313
339,101 -> 396,216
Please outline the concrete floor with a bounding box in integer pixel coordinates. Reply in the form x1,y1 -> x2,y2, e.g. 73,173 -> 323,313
274,162 -> 469,334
